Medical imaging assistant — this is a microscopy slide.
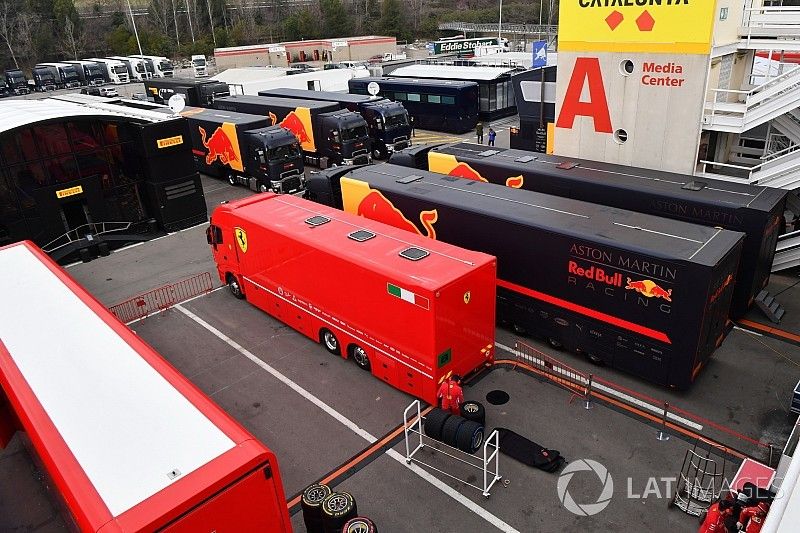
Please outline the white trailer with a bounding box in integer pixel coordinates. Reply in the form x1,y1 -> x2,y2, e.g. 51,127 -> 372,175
212,67 -> 369,95
88,58 -> 130,84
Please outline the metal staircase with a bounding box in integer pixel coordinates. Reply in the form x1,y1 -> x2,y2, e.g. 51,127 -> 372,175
773,109 -> 800,144
740,2 -> 800,51
703,65 -> 800,133
698,142 -> 800,188
754,290 -> 786,323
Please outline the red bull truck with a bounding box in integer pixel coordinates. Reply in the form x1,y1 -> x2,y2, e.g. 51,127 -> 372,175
207,194 -> 496,404
181,106 -> 305,194
258,88 -> 411,159
390,142 -> 787,318
213,95 -> 372,167
305,164 -> 746,390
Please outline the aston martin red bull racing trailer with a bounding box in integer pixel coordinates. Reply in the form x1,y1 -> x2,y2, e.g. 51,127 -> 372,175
207,194 -> 496,404
390,142 -> 786,318
305,164 -> 746,389
181,106 -> 305,194
212,95 -> 372,167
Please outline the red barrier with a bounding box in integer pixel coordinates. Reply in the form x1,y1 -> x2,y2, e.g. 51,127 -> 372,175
108,272 -> 213,323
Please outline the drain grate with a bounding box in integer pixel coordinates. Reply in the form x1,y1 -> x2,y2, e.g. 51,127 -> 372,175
486,390 -> 510,405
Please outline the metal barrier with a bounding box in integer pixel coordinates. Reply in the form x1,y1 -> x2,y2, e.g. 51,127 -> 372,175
42,221 -> 133,254
506,340 -> 774,463
108,272 -> 213,323
403,400 -> 502,497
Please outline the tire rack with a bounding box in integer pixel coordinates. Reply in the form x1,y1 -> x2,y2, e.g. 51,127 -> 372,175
403,400 -> 502,497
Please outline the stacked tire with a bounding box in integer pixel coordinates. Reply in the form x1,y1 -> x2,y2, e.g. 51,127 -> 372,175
321,491 -> 359,533
301,483 -> 332,533
342,516 -> 378,533
424,407 -> 485,454
460,400 -> 486,426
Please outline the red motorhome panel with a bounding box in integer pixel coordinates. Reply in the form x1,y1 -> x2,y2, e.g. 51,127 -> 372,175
210,194 -> 496,403
0,241 -> 292,533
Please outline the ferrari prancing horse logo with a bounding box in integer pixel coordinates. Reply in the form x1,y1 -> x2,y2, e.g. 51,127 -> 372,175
464,291 -> 471,304
235,227 -> 248,253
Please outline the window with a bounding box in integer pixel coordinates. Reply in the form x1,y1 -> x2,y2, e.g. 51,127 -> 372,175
45,156 -> 80,183
428,95 -> 441,104
442,96 -> 455,105
18,129 -> 38,161
0,136 -> 20,165
76,150 -> 112,186
67,122 -> 103,152
407,93 -> 421,102
479,85 -> 489,112
395,92 -> 407,101
34,124 -> 71,157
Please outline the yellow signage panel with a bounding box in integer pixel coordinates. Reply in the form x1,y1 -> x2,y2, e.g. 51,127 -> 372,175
56,185 -> 83,199
157,135 -> 184,149
559,0 -> 717,54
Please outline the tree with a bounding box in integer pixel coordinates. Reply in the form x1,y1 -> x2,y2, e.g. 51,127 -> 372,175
320,0 -> 352,39
283,8 -> 318,41
378,0 -> 411,42
63,16 -> 78,59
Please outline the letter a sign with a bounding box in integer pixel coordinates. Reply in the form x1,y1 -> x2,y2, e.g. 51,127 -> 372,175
556,57 -> 612,134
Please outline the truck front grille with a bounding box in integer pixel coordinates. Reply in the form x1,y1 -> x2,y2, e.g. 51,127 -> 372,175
281,175 -> 303,194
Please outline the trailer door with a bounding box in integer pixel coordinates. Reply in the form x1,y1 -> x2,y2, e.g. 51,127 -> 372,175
161,463 -> 289,532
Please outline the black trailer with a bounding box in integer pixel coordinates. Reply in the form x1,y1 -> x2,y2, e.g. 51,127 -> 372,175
31,66 -> 57,92
306,164 -> 745,389
257,88 -> 411,159
392,142 -> 786,318
180,106 -> 305,194
144,78 -> 230,107
4,69 -> 30,95
349,77 -> 479,134
213,95 -> 372,167
65,61 -> 106,86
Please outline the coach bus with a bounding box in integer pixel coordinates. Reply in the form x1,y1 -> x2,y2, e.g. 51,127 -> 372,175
349,77 -> 479,134
0,241 -> 292,532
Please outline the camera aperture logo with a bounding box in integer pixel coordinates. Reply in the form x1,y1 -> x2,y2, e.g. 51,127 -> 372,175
557,459 -> 614,516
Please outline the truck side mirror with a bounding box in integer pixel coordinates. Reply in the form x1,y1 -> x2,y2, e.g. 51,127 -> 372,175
206,226 -> 217,247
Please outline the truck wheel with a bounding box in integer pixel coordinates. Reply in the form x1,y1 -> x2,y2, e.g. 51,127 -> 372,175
424,408 -> 451,440
320,329 -> 340,355
342,516 -> 377,533
350,344 -> 371,371
226,275 -> 244,299
321,492 -> 358,532
441,415 -> 465,447
227,174 -> 236,186
460,401 -> 486,426
259,183 -> 270,193
455,420 -> 485,453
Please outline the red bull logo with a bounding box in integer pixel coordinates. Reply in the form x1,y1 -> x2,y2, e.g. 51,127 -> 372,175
268,111 -> 278,126
709,274 -> 734,304
280,111 -> 311,145
357,190 -> 438,239
568,261 -> 622,287
199,126 -> 238,167
625,278 -> 672,302
448,162 -> 488,183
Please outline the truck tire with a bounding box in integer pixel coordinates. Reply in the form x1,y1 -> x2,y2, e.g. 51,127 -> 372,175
226,274 -> 245,299
455,420 -> 485,454
441,415 -> 465,447
424,408 -> 451,440
301,483 -> 332,533
342,516 -> 377,533
259,183 -> 270,193
320,328 -> 341,355
460,401 -> 485,426
321,491 -> 358,533
350,344 -> 371,371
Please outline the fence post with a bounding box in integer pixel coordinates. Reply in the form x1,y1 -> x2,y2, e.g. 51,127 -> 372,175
657,402 -> 670,441
584,374 -> 593,410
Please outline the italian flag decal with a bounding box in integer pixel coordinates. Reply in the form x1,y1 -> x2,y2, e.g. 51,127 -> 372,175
387,283 -> 430,310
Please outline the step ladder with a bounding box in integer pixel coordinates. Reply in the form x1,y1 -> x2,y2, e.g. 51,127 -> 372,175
754,290 -> 785,323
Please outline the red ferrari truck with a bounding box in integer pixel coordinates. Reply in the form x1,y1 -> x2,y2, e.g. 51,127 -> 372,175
207,194 -> 497,403
0,241 -> 292,532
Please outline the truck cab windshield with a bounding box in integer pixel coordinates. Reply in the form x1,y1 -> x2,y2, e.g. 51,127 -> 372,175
384,112 -> 409,128
113,66 -> 126,74
268,143 -> 300,161
341,125 -> 368,141
193,59 -> 206,67
159,61 -> 173,72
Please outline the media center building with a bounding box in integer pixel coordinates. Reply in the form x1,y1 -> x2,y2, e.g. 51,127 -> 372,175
0,96 -> 207,260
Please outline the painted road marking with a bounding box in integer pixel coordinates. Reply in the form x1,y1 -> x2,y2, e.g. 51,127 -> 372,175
176,304 -> 521,533
494,342 -> 703,432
